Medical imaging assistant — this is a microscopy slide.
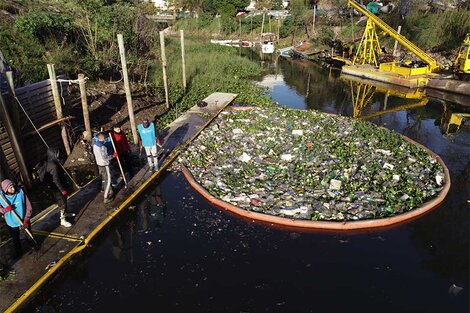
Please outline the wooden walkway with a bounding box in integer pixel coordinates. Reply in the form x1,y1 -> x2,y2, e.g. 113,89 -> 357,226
0,92 -> 237,313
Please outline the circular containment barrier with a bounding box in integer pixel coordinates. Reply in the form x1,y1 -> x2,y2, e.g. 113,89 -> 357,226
181,107 -> 451,231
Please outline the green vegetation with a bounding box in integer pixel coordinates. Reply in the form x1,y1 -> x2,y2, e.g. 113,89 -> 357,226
403,9 -> 470,50
0,0 -> 161,82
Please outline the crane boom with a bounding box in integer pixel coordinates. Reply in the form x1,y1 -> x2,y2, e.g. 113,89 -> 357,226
348,0 -> 440,71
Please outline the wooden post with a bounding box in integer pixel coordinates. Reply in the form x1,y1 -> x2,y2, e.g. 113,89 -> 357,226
78,74 -> 92,142
180,30 -> 187,91
117,34 -> 138,145
251,14 -> 254,42
160,31 -> 170,110
261,12 -> 265,36
47,64 -> 71,155
269,14 -> 271,33
393,25 -> 402,57
0,92 -> 32,188
312,5 -> 316,35
5,71 -> 21,135
277,18 -> 280,44
218,15 -> 221,34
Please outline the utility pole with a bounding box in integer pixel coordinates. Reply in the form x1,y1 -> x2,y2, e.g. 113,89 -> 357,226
180,30 -> 187,91
160,31 -> 170,110
78,74 -> 92,142
47,64 -> 71,155
117,34 -> 138,145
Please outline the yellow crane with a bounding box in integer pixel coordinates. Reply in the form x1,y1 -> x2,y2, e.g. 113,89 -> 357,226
454,33 -> 470,78
346,0 -> 441,77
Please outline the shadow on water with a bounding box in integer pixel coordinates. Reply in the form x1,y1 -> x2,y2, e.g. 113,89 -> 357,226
25,57 -> 469,313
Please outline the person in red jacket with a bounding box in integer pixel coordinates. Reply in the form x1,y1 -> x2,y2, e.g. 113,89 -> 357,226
110,125 -> 133,176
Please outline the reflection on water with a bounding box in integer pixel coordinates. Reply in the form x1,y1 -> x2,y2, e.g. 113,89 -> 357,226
26,54 -> 469,313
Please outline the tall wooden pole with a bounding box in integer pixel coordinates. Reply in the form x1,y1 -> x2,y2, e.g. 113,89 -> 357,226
0,92 -> 32,188
261,12 -> 265,36
312,5 -> 316,35
47,64 -> 71,155
393,25 -> 402,57
251,14 -> 254,43
78,74 -> 92,142
269,15 -> 272,33
5,71 -> 21,135
117,34 -> 138,145
277,18 -> 280,44
180,30 -> 187,91
160,31 -> 170,110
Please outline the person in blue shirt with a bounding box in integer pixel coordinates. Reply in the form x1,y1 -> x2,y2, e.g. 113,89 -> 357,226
137,119 -> 159,172
0,179 -> 36,258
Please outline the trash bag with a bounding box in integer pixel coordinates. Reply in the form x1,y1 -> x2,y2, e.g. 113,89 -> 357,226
366,2 -> 382,14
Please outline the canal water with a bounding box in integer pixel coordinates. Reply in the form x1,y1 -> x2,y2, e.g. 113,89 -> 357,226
26,56 -> 469,313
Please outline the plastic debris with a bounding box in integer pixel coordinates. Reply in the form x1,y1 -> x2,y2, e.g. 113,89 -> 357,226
238,153 -> 252,163
448,284 -> 463,296
329,179 -> 342,190
45,261 -> 57,270
179,107 -> 445,222
281,154 -> 293,162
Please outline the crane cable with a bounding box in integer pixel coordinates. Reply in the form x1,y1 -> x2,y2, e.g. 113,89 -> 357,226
12,96 -> 81,189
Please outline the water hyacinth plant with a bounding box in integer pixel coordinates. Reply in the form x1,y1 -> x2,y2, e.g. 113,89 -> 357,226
179,107 -> 446,222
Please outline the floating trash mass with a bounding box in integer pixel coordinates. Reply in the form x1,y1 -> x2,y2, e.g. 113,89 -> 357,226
178,107 -> 445,222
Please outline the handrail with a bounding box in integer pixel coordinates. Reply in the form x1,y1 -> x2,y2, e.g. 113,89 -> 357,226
348,0 -> 441,71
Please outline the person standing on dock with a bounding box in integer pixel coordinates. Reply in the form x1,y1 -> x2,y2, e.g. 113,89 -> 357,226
110,125 -> 133,176
41,147 -> 73,227
93,132 -> 116,204
137,119 -> 159,172
0,179 -> 36,258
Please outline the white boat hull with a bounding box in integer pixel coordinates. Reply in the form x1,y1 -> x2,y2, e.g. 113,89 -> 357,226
262,42 -> 275,54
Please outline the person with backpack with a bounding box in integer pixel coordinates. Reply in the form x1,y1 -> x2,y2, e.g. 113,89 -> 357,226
137,118 -> 159,172
37,147 -> 73,227
0,179 -> 36,258
93,132 -> 116,204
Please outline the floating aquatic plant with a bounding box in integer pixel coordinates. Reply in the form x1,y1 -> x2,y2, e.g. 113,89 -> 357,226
178,107 -> 445,222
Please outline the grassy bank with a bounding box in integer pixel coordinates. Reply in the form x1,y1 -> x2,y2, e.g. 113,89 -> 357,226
151,36 -> 276,129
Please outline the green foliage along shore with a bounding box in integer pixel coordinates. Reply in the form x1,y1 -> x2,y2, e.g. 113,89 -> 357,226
0,0 -> 162,82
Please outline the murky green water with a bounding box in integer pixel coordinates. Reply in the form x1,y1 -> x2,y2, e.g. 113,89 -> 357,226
25,54 -> 469,313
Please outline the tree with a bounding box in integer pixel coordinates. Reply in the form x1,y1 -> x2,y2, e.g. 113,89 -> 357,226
169,0 -> 203,13
202,0 -> 250,17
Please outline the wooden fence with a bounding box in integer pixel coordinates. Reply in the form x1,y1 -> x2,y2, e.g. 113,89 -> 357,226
0,75 -> 71,181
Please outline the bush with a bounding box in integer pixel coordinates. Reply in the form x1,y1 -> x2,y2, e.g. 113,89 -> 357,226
15,10 -> 74,42
403,10 -> 470,50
